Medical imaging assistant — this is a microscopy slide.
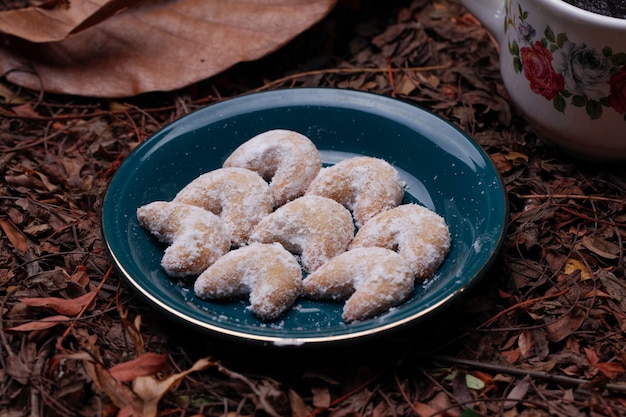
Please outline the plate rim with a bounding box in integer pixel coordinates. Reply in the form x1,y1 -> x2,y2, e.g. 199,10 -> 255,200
101,87 -> 509,346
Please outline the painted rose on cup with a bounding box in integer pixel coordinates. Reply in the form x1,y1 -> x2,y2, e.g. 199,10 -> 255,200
519,41 -> 564,100
609,66 -> 626,114
505,2 -> 626,120
553,42 -> 612,99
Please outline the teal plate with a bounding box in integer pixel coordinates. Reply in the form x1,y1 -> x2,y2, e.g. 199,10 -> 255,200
101,88 -> 508,346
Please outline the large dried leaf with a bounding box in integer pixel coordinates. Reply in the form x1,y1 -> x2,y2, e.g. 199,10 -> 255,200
0,0 -> 337,97
0,218 -> 28,253
19,291 -> 96,316
545,306 -> 587,342
109,353 -> 167,382
0,0 -> 136,42
79,351 -> 215,417
503,375 -> 530,410
132,357 -> 215,417
5,315 -> 71,332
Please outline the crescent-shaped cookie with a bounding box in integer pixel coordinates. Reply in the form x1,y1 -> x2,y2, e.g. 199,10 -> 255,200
350,204 -> 450,280
248,195 -> 354,273
223,129 -> 322,207
302,247 -> 415,322
173,167 -> 273,247
194,243 -> 302,320
136,201 -> 230,277
305,156 -> 404,227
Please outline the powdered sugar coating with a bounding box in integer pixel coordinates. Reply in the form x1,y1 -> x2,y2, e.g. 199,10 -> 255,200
248,195 -> 354,273
136,201 -> 230,277
137,130 -> 453,323
223,129 -> 322,207
305,156 -> 404,227
350,204 -> 451,281
302,247 -> 414,322
173,167 -> 273,247
194,243 -> 302,320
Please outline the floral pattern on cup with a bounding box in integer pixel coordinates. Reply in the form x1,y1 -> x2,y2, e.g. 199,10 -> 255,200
504,1 -> 626,120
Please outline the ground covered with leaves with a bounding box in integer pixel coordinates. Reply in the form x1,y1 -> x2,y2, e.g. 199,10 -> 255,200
2,1 -> 626,416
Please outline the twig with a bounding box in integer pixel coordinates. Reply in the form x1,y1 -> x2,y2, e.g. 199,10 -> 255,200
0,107 -> 108,121
304,366 -> 389,417
0,96 -> 218,121
615,225 -> 624,269
394,371 -> 414,410
251,62 -> 452,93
424,396 -> 549,417
559,206 -> 626,229
216,364 -> 282,417
479,288 -> 570,328
0,151 -> 16,171
430,355 -> 626,393
386,57 -> 396,97
3,123 -> 73,152
514,193 -> 625,204
0,287 -> 19,361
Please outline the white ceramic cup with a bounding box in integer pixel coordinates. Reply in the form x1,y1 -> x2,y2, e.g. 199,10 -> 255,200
460,0 -> 626,160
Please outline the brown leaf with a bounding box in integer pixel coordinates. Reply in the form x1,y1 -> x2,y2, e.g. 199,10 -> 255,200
595,362 -> 626,380
23,268 -> 72,292
394,74 -> 418,96
545,306 -> 586,342
23,223 -> 52,237
546,251 -> 568,272
501,349 -> 520,364
0,0 -> 136,42
0,0 -> 338,97
518,330 -> 534,358
0,218 -> 29,252
289,389 -> 312,417
11,102 -> 41,118
311,386 -> 331,409
598,271 -> 626,312
452,372 -> 473,404
82,360 -> 141,412
5,342 -> 38,384
133,357 -> 215,417
78,351 -> 213,417
412,401 -> 438,417
109,353 -> 167,382
119,308 -> 146,356
427,391 -> 459,417
533,328 -> 550,360
583,347 -> 600,365
0,81 -> 26,104
19,291 -> 96,316
71,265 -> 91,288
5,315 -> 71,332
503,375 -> 530,410
509,259 -> 543,290
5,167 -> 58,192
6,355 -> 33,385
580,236 -> 620,260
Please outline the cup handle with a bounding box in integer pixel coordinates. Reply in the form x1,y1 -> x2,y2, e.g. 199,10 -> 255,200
459,0 -> 506,43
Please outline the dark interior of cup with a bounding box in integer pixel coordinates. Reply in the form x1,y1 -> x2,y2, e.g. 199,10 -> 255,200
562,0 -> 626,18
